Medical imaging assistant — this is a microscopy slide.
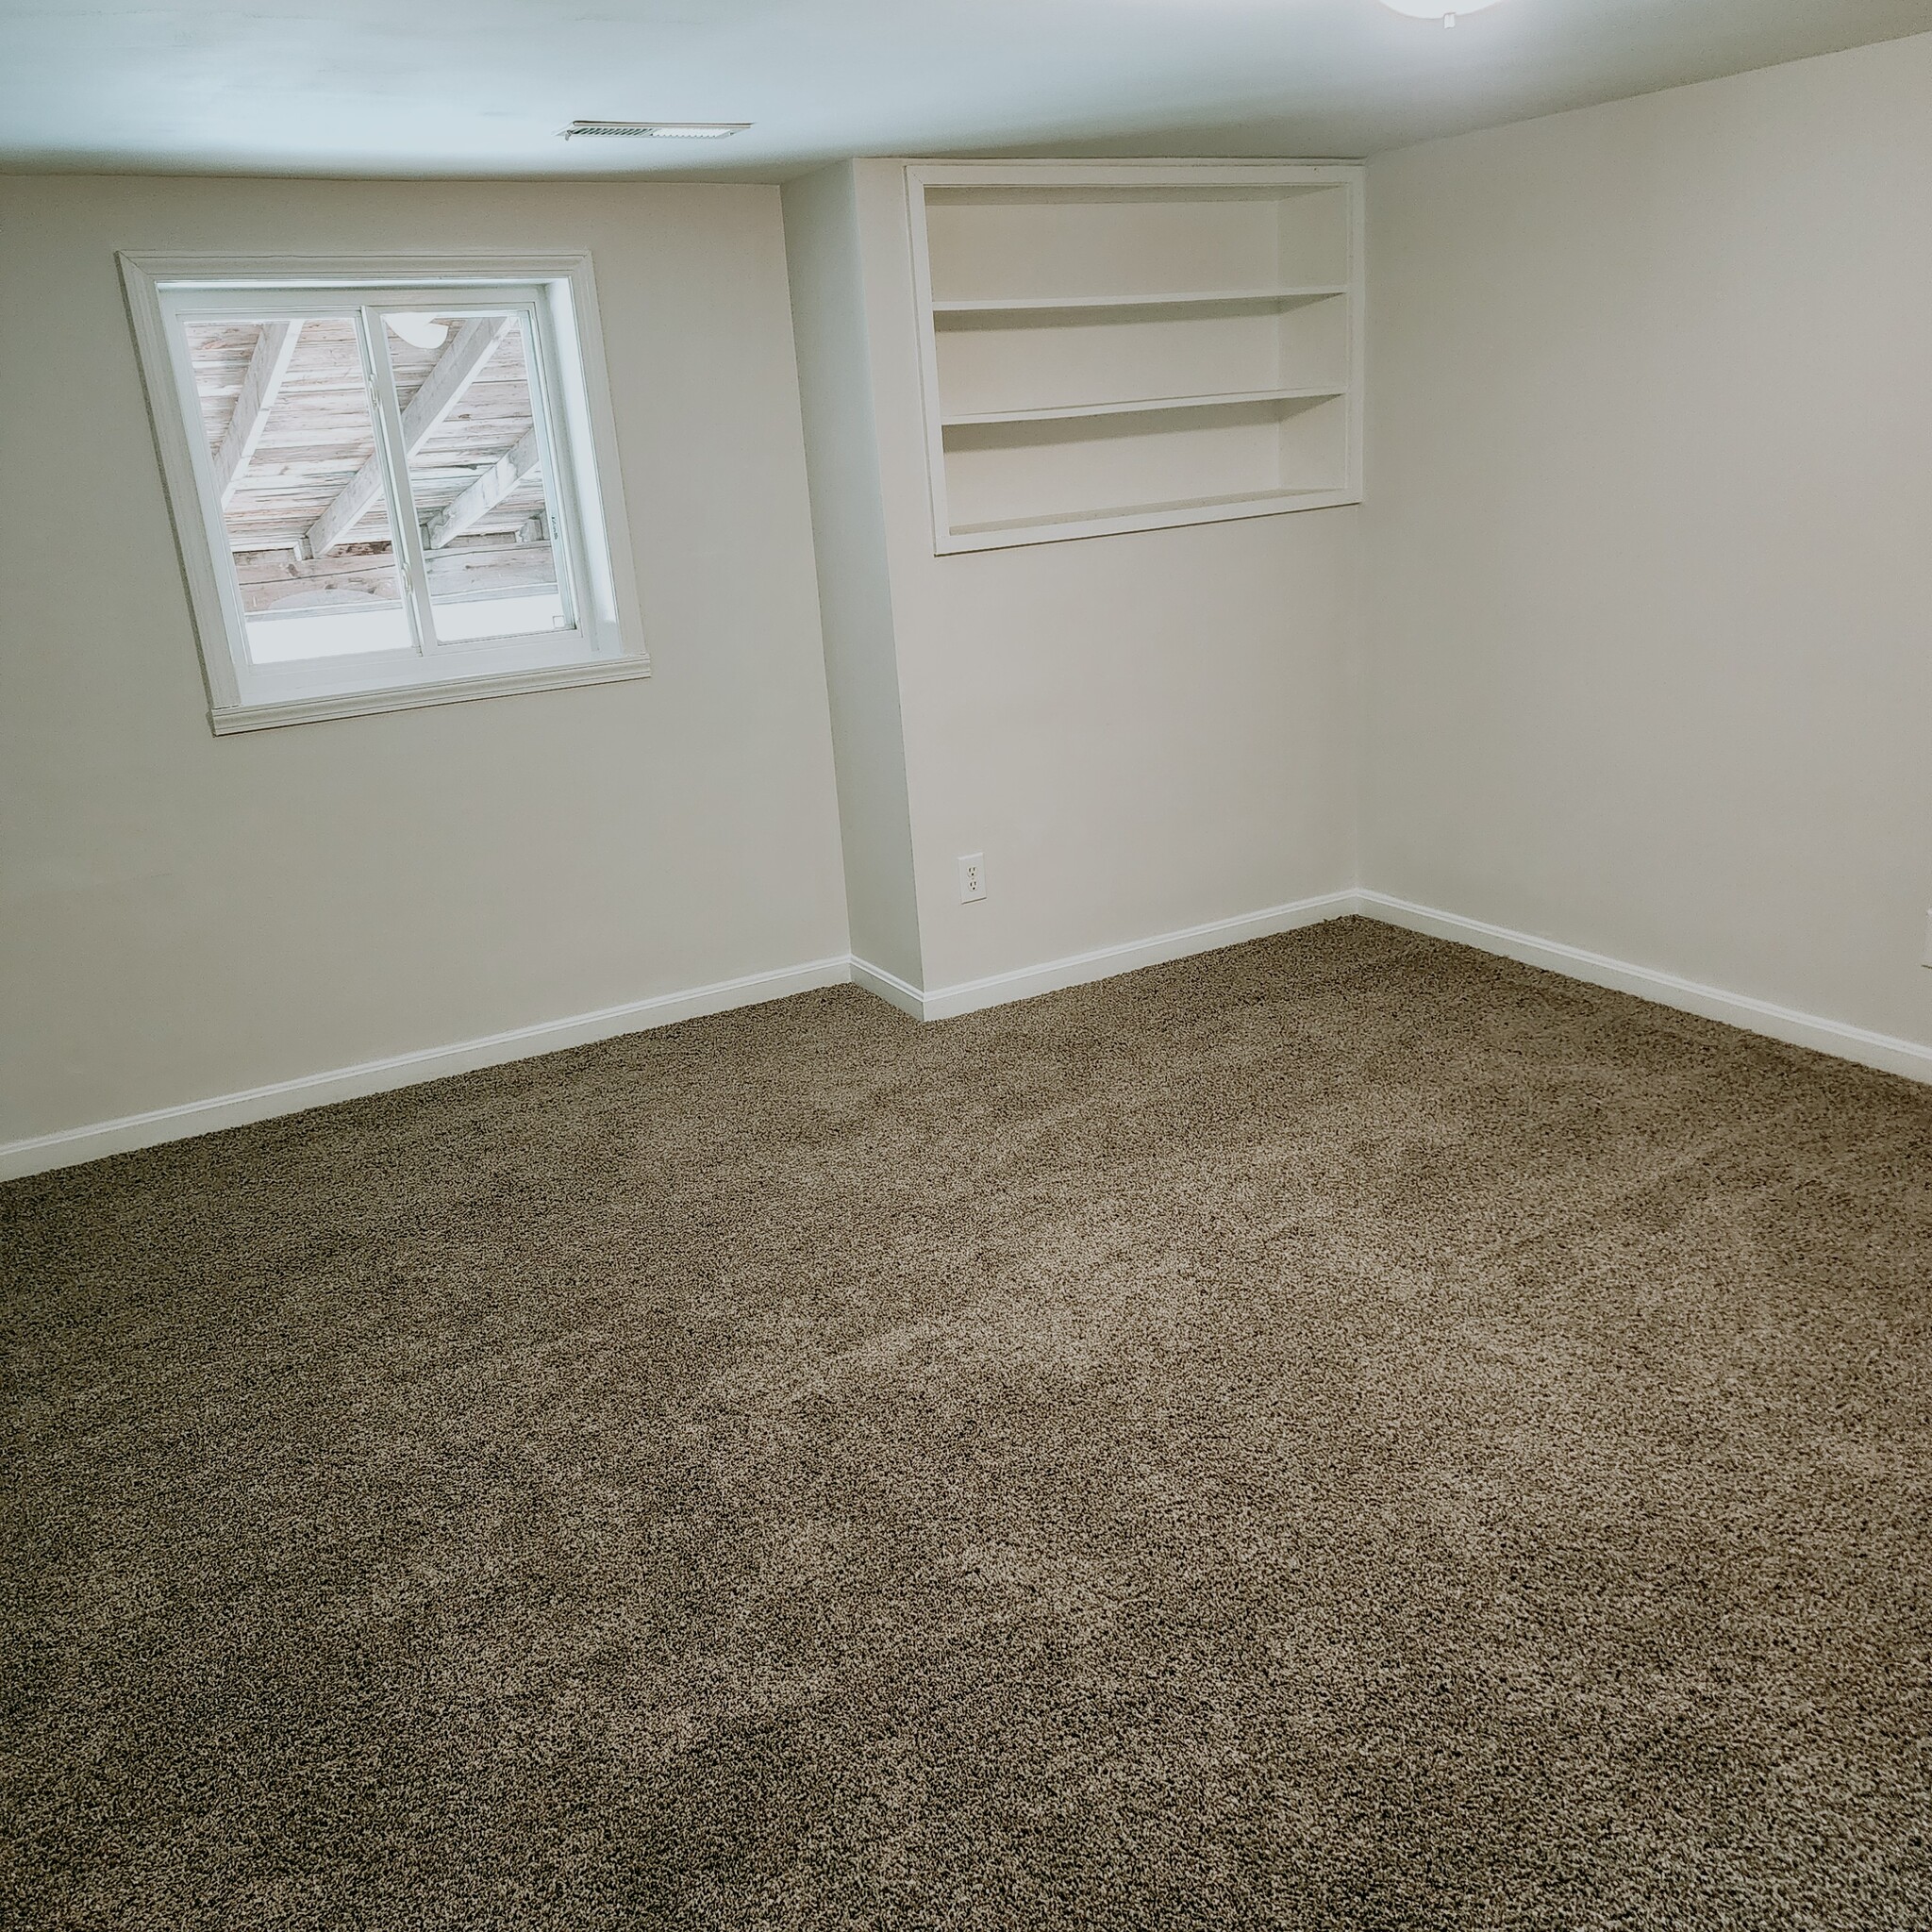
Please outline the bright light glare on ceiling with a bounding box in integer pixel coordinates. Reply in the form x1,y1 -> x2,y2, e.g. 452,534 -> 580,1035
1380,0 -> 1505,22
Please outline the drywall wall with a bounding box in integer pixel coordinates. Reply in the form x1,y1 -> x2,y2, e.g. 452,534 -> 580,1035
781,165 -> 924,987
892,508 -> 1361,997
1363,32 -> 1932,1053
0,174 -> 849,1151
789,159 -> 1360,1000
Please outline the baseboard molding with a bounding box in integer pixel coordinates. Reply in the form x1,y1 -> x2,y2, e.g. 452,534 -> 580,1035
1359,891 -> 1932,1087
8,897 -> 1358,1181
874,891 -> 1363,1023
848,956 -> 926,1020
0,956 -> 852,1184
14,887 -> 1926,1183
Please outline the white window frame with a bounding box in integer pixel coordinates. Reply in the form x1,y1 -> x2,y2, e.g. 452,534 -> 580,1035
120,251 -> 648,734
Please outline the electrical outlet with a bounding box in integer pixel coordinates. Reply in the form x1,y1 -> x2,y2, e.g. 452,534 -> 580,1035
958,853 -> 987,904
1923,910 -> 1932,969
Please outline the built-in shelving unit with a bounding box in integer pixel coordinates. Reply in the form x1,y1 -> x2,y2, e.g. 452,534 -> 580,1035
907,161 -> 1365,553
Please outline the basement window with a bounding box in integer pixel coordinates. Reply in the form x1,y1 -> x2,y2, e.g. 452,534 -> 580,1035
121,253 -> 647,733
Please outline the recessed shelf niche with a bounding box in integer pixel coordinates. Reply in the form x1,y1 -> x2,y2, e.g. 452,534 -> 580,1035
908,163 -> 1364,553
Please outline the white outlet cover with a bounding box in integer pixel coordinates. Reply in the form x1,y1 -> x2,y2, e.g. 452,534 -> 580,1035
958,853 -> 987,904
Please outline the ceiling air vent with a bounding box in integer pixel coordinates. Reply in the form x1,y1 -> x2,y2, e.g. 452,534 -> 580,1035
561,120 -> 751,140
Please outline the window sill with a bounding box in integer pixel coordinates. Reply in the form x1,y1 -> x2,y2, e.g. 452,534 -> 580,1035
209,653 -> 650,735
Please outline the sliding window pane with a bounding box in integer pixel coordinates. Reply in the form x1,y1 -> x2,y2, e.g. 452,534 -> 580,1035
381,310 -> 570,645
181,316 -> 411,663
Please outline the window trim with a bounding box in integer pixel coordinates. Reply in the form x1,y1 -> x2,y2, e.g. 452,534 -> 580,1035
120,250 -> 649,735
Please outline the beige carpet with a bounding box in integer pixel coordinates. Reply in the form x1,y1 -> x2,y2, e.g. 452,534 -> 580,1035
5,919 -> 1929,1928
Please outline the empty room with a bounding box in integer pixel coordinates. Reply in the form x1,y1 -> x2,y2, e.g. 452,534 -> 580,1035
4,0 -> 1930,1924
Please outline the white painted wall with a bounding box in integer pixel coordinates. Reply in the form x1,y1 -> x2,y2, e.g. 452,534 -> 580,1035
0,175 -> 849,1150
895,513 -> 1361,996
1363,32 -> 1932,1054
791,160 -> 1360,1000
781,165 -> 924,986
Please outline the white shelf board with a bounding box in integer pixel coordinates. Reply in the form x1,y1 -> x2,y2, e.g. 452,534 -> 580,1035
941,385 -> 1345,431
942,485 -> 1353,552
930,285 -> 1347,319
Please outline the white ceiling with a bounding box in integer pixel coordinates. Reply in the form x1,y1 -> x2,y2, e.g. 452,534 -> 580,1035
2,0 -> 1929,179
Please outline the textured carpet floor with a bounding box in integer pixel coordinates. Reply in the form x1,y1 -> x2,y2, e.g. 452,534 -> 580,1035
5,920 -> 1930,1929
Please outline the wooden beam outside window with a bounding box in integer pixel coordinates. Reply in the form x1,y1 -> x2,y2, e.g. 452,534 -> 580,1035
212,321 -> 303,506
306,314 -> 514,555
424,427 -> 541,550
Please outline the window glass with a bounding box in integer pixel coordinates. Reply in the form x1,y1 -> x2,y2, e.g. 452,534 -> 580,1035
381,310 -> 572,644
181,315 -> 411,663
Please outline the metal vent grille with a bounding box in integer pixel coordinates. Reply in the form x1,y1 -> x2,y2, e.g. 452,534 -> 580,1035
560,121 -> 750,140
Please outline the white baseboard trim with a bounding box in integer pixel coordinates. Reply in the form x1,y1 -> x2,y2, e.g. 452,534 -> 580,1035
1358,891 -> 1932,1087
7,895 -> 1357,1181
15,887 -> 1925,1184
0,956 -> 853,1184
848,956 -> 926,1020
883,891 -> 1363,1023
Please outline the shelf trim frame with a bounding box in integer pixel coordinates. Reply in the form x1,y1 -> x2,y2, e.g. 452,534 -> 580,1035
946,486 -> 1355,551
903,158 -> 1367,555
941,385 -> 1347,431
929,284 -> 1348,319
